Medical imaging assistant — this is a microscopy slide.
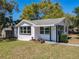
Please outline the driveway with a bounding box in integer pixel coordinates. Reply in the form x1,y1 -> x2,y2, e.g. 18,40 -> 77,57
68,34 -> 79,44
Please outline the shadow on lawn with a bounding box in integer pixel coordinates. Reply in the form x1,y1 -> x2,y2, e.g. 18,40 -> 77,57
0,38 -> 17,42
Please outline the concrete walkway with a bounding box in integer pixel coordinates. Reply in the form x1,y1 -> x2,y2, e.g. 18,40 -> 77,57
45,41 -> 79,47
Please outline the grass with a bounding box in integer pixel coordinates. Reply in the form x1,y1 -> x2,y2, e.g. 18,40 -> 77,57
0,41 -> 79,59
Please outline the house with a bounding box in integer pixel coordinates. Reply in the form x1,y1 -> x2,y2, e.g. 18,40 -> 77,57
1,27 -> 14,38
0,16 -> 15,39
15,17 -> 68,42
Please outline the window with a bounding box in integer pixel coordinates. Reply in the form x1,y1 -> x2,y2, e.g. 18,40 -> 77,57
40,27 -> 50,34
40,27 -> 44,34
20,26 -> 31,35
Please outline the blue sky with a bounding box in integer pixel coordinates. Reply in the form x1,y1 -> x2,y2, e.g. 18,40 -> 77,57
13,0 -> 79,20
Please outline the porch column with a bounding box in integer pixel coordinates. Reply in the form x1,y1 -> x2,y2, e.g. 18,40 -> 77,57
56,25 -> 58,42
50,26 -> 52,41
31,26 -> 35,39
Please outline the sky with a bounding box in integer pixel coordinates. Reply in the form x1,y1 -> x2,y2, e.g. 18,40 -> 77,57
13,0 -> 79,21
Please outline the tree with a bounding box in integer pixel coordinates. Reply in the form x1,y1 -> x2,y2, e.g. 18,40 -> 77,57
74,6 -> 79,17
74,6 -> 79,27
65,6 -> 79,29
21,1 -> 64,20
21,3 -> 39,20
40,2 -> 64,19
0,0 -> 18,35
65,14 -> 76,27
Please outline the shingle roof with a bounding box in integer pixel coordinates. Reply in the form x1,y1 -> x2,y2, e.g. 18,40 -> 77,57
29,17 -> 65,25
16,17 -> 65,27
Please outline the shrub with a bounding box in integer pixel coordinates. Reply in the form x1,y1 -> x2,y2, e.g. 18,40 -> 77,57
60,34 -> 68,43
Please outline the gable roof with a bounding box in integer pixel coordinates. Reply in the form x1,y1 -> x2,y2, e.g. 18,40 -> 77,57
30,17 -> 65,25
16,17 -> 65,27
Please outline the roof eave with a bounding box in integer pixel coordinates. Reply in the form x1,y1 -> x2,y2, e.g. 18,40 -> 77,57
34,24 -> 55,27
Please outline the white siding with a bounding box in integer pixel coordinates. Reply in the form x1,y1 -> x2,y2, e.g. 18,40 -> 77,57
34,27 -> 50,41
14,27 -> 18,37
17,21 -> 66,42
51,26 -> 56,42
1,29 -> 6,38
34,27 -> 40,39
40,34 -> 50,40
34,26 -> 56,41
17,23 -> 35,41
64,20 -> 68,34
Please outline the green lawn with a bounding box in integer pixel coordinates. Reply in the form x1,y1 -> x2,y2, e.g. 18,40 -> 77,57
0,41 -> 79,59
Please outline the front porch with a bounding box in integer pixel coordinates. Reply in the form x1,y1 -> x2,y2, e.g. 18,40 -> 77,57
33,24 -> 65,42
33,25 -> 57,42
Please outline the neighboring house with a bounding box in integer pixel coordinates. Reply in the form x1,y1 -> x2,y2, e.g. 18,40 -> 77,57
0,19 -> 21,39
1,27 -> 14,38
15,17 -> 68,42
